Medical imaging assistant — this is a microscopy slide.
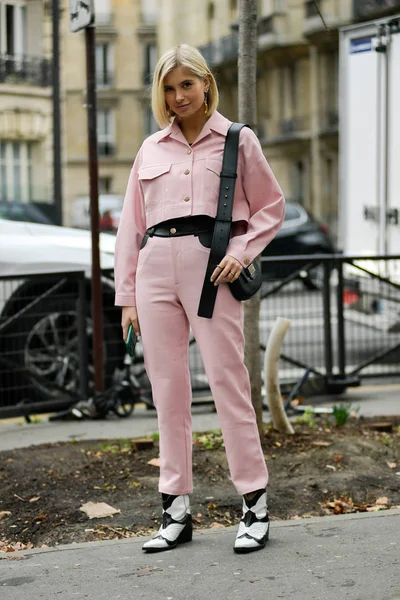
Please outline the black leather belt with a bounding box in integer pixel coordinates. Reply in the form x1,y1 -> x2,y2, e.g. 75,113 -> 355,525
146,216 -> 215,238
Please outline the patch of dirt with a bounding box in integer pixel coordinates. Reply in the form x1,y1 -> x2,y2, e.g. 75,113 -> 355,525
0,416 -> 399,550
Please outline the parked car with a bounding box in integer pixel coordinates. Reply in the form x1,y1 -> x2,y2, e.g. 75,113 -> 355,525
0,201 -> 54,225
262,201 -> 336,289
0,219 -> 124,409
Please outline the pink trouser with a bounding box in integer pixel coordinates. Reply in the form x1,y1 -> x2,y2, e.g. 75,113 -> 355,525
135,233 -> 268,496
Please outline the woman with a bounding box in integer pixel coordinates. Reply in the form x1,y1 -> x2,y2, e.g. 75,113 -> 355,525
114,44 -> 284,554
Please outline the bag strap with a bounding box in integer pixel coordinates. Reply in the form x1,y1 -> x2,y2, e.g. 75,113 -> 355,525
197,122 -> 248,318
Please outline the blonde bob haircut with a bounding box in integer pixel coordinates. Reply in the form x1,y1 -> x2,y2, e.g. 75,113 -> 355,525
151,44 -> 219,128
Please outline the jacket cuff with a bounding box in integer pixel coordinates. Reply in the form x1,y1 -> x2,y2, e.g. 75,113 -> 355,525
115,294 -> 136,307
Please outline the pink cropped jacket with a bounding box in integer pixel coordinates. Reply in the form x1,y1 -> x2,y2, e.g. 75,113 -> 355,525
114,110 -> 285,306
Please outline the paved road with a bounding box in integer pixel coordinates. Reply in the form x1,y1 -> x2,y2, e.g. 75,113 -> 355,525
1,510 -> 399,600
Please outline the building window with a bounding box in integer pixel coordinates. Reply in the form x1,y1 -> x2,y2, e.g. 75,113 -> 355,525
96,43 -> 113,87
141,0 -> 157,24
0,1 -> 27,56
94,0 -> 112,25
0,140 -> 32,201
99,176 -> 112,193
291,160 -> 307,203
97,109 -> 115,156
144,106 -> 158,137
143,42 -> 157,85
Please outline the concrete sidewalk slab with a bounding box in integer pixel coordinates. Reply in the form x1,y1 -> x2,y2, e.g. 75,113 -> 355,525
1,510 -> 399,600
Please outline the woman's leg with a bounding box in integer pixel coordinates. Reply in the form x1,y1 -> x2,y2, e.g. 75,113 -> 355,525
136,236 -> 193,495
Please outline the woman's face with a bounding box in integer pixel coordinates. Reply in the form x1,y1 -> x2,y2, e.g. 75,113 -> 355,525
163,66 -> 209,120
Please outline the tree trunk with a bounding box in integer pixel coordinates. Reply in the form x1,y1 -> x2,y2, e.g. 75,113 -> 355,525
238,0 -> 263,435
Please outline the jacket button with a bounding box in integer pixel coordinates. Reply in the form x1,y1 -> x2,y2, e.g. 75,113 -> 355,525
170,227 -> 177,234
187,148 -> 192,154
244,258 -> 250,265
184,196 -> 190,202
184,169 -> 190,175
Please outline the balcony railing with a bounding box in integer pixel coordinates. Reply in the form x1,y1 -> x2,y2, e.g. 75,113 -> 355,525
305,0 -> 319,17
0,55 -> 52,87
198,33 -> 239,67
258,15 -> 275,35
279,116 -> 310,137
320,109 -> 339,132
96,72 -> 114,88
353,0 -> 400,19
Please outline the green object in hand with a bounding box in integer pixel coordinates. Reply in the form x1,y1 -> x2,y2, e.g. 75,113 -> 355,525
125,323 -> 137,358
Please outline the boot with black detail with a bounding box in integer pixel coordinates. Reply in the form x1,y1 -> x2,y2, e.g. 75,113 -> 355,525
234,488 -> 269,554
142,494 -> 192,552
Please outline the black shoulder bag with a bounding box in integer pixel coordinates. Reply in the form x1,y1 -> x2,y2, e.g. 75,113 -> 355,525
197,122 -> 262,319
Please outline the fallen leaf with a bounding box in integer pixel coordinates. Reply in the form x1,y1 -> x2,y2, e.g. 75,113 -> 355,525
207,503 -> 217,510
0,511 -> 12,521
375,497 -> 388,505
29,496 -> 40,503
147,458 -> 161,467
311,441 -> 332,447
333,455 -> 343,463
79,502 -> 121,519
387,462 -> 397,469
209,522 -> 224,528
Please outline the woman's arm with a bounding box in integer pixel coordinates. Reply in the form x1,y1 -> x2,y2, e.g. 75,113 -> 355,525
114,147 -> 146,308
226,128 -> 285,266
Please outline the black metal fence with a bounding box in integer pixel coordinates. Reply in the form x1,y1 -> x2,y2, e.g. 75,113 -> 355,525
0,271 -> 88,419
1,255 -> 399,419
0,54 -> 52,87
183,253 -> 400,394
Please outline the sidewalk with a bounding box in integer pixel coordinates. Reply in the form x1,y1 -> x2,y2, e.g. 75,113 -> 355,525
1,510 -> 399,600
0,383 -> 399,452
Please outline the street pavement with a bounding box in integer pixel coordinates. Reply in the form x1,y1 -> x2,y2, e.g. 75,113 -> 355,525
0,510 -> 399,600
0,383 -> 399,452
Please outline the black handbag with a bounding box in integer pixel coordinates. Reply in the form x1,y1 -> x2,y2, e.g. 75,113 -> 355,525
197,123 -> 263,319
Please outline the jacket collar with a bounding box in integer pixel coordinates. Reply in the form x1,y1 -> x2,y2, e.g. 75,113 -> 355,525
156,111 -> 231,144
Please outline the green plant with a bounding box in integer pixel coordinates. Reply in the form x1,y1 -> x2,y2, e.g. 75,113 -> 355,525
295,408 -> 317,428
381,434 -> 393,448
150,432 -> 160,441
193,430 -> 224,450
332,403 -> 359,427
98,439 -> 131,454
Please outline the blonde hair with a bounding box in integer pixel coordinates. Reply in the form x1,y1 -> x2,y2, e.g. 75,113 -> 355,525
151,44 -> 219,128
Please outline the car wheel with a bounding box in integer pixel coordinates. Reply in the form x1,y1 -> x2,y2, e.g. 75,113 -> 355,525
11,297 -> 123,401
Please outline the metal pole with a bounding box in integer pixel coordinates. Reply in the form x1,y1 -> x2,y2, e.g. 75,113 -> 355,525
77,275 -> 89,399
85,25 -> 104,393
52,0 -> 62,225
336,260 -> 346,377
322,260 -> 333,379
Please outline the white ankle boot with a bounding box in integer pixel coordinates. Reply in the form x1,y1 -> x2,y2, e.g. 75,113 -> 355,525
142,494 -> 192,552
234,489 -> 269,553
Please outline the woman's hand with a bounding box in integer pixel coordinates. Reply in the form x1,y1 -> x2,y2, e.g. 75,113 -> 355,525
121,306 -> 140,342
210,255 -> 243,286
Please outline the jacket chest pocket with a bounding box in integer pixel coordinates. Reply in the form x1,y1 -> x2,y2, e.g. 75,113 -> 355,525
138,164 -> 171,207
205,158 -> 222,198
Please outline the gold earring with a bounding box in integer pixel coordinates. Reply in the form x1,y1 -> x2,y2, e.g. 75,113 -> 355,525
204,91 -> 209,114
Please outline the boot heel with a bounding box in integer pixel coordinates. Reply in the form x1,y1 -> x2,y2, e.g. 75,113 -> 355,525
178,517 -> 193,544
